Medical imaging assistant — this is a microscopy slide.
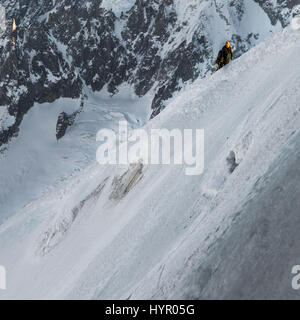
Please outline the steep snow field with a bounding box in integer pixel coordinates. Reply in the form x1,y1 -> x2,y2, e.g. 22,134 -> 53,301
0,23 -> 300,299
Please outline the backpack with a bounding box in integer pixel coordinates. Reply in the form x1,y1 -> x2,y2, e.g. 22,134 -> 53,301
216,50 -> 224,64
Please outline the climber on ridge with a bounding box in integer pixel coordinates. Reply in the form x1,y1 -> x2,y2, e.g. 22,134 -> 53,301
214,41 -> 233,71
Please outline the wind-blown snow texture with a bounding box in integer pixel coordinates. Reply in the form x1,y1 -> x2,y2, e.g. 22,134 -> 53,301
0,16 -> 300,299
0,0 -> 297,145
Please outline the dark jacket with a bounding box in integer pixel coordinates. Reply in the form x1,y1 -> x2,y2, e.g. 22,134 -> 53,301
216,45 -> 233,66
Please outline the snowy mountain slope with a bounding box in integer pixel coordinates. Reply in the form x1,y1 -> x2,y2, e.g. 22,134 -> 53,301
0,0 -> 296,146
0,22 -> 300,299
0,85 -> 152,223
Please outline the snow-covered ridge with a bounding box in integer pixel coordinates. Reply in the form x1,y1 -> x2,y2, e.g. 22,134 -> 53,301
0,23 -> 299,299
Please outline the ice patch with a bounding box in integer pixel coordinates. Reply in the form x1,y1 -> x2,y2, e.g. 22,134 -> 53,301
291,5 -> 300,30
38,177 -> 109,256
110,163 -> 144,201
100,0 -> 135,17
0,107 -> 15,130
0,4 -> 6,34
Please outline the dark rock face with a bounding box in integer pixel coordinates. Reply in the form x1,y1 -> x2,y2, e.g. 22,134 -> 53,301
0,15 -> 82,145
254,0 -> 299,26
227,151 -> 239,173
56,97 -> 84,140
0,0 -> 297,145
56,111 -> 76,141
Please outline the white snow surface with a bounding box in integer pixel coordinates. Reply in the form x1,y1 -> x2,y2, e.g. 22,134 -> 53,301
291,5 -> 300,30
172,0 -> 282,49
0,106 -> 15,131
0,24 -> 300,299
0,84 -> 152,223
